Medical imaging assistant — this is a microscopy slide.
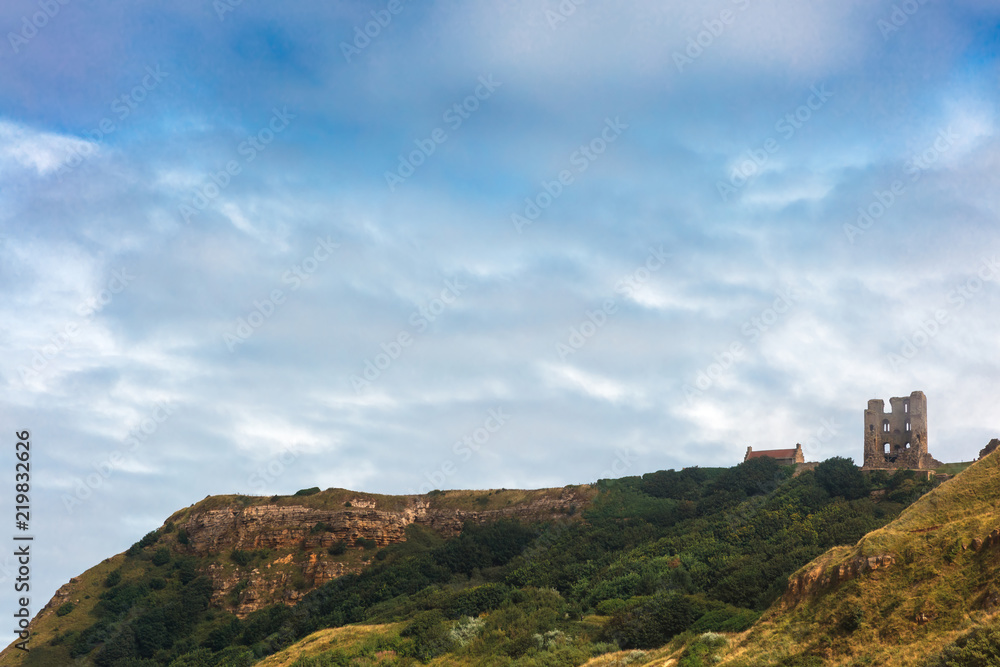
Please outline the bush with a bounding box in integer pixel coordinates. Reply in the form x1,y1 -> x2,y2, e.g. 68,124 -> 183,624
327,541 -> 347,556
176,528 -> 189,545
294,487 -> 321,496
56,602 -> 75,617
127,530 -> 160,556
152,547 -> 171,566
929,621 -> 1000,666
401,610 -> 455,661
354,538 -> 377,550
602,593 -> 699,649
104,570 -> 122,588
230,549 -> 252,567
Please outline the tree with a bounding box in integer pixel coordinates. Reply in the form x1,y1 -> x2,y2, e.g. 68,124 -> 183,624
815,457 -> 869,500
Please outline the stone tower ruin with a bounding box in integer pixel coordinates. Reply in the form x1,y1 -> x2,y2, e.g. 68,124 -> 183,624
862,390 -> 940,469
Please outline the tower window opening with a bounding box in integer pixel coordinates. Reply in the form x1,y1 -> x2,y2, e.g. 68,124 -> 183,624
905,421 -> 911,431
883,420 -> 890,433
904,402 -> 909,413
884,443 -> 890,454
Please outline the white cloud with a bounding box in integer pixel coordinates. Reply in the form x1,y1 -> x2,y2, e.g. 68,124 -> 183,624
0,119 -> 96,176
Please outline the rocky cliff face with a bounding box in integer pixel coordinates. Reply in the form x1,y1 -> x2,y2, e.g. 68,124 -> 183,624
782,552 -> 896,608
178,489 -> 591,616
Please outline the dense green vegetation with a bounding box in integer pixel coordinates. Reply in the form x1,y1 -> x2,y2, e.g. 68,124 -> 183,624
929,620 -> 1000,666
36,457 -> 941,667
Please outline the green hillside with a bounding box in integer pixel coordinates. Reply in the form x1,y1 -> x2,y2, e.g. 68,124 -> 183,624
1,457 -> 948,667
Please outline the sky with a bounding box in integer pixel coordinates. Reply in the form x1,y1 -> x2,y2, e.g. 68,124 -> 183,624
1,0 -> 999,613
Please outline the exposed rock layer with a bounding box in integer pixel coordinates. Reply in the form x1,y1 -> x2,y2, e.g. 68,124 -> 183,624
180,490 -> 590,615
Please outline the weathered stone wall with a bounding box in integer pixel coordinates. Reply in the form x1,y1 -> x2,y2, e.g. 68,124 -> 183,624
863,391 -> 939,469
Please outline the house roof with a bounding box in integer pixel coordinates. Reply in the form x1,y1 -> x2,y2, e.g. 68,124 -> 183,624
746,448 -> 798,459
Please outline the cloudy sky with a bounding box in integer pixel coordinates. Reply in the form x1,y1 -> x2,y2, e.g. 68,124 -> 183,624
1,0 -> 999,607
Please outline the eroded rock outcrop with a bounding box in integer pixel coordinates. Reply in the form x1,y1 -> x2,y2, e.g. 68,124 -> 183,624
784,553 -> 896,607
178,489 -> 590,616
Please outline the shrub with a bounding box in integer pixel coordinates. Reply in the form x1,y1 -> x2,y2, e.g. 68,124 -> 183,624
402,610 -> 455,661
151,547 -> 171,566
230,549 -> 252,567
328,541 -> 347,556
448,615 -> 485,648
294,487 -> 321,496
929,621 -> 1000,666
355,538 -> 377,550
602,593 -> 699,649
176,528 -> 189,545
56,602 -> 75,617
104,570 -> 122,588
597,598 -> 628,616
127,530 -> 160,556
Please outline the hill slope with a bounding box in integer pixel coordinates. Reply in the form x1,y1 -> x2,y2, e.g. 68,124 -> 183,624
1,458 -> 952,666
719,449 -> 1000,666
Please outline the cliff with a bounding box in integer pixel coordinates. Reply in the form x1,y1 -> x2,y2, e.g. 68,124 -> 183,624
0,485 -> 594,666
173,487 -> 593,615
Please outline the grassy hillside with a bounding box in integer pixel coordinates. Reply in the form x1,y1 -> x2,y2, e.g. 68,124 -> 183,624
0,458 -> 960,667
2,456 -> 947,667
715,450 -> 1000,666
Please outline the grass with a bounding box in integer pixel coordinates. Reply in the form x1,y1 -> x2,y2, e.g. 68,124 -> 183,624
934,461 -> 976,476
255,624 -> 407,667
714,451 -> 1000,666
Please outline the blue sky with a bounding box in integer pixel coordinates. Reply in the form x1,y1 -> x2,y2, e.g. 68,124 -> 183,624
2,0 -> 999,610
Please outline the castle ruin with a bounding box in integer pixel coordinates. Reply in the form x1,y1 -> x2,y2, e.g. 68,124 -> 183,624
862,390 -> 941,469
